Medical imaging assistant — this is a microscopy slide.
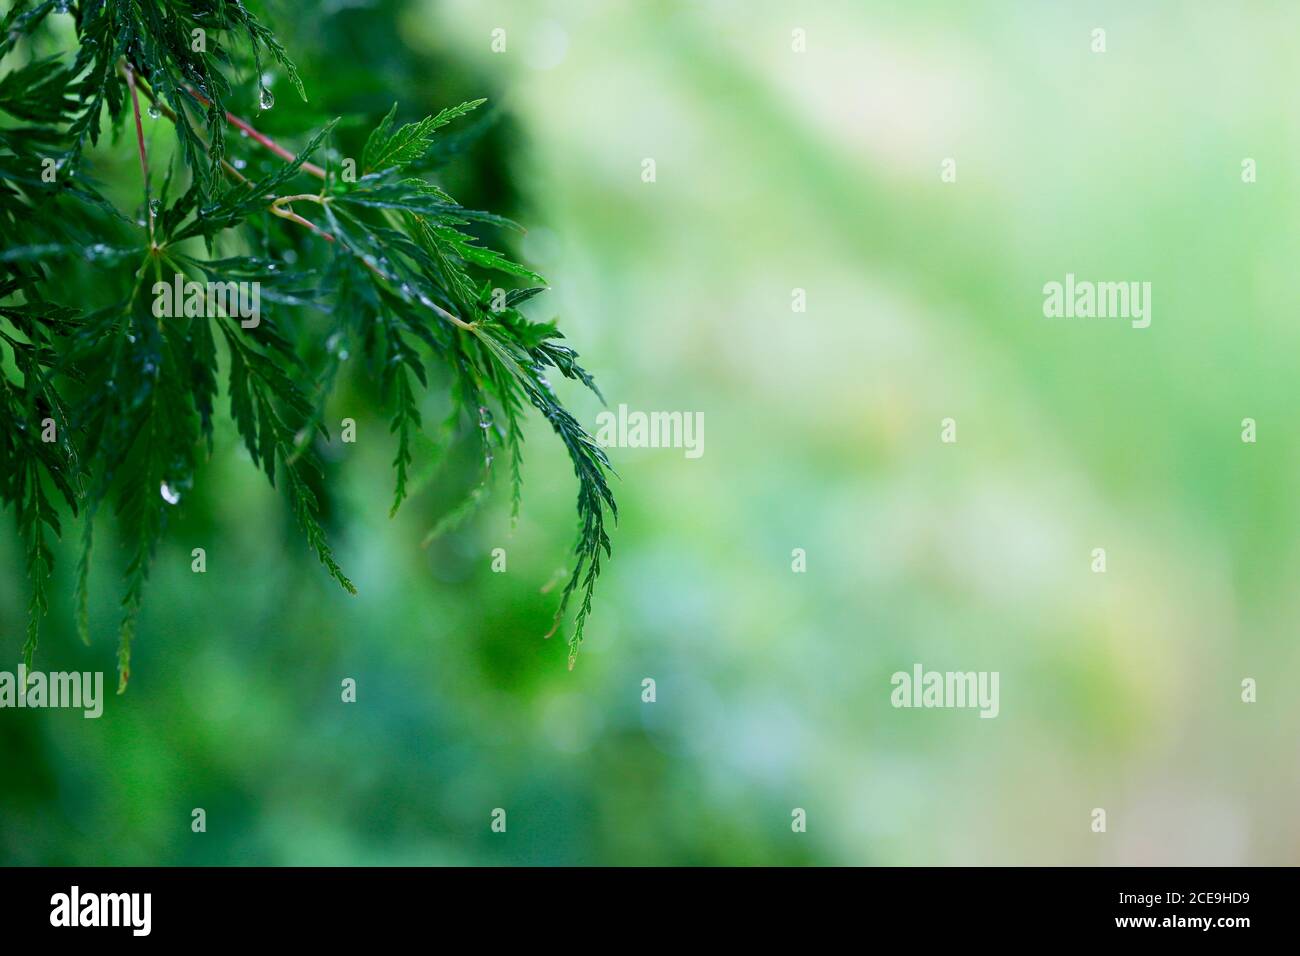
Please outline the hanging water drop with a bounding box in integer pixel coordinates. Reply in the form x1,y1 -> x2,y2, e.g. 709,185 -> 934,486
258,86 -> 275,111
160,482 -> 181,505
478,406 -> 494,429
147,104 -> 161,120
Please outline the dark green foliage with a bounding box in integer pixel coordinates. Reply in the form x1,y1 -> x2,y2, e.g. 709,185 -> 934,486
0,0 -> 615,687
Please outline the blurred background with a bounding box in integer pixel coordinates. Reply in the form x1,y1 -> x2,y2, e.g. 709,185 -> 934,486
3,0 -> 1300,865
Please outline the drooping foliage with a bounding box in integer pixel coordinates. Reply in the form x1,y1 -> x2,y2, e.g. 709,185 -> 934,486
0,0 -> 615,688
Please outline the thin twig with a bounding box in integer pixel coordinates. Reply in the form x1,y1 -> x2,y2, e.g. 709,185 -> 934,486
185,85 -> 327,181
123,63 -> 155,244
131,70 -> 475,331
269,195 -> 334,241
131,69 -> 249,185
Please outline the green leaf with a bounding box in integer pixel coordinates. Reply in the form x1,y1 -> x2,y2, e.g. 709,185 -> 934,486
363,99 -> 487,173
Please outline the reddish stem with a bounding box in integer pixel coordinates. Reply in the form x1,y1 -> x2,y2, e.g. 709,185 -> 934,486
186,86 -> 327,181
124,65 -> 155,243
139,76 -> 475,332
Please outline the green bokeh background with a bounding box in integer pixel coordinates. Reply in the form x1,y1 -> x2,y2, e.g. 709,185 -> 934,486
3,0 -> 1298,865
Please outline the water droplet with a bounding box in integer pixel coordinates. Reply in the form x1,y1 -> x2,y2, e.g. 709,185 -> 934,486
258,86 -> 275,111
337,349 -> 350,361
477,406 -> 494,429
147,104 -> 161,120
149,198 -> 161,215
160,482 -> 181,505
232,158 -> 247,170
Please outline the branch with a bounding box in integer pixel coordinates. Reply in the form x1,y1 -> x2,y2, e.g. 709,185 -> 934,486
131,70 -> 249,185
185,86 -> 327,181
269,194 -> 334,241
134,74 -> 476,332
123,63 -> 155,244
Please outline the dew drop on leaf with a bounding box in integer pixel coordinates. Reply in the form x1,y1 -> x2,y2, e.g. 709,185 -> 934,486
160,482 -> 181,505
259,86 -> 275,111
